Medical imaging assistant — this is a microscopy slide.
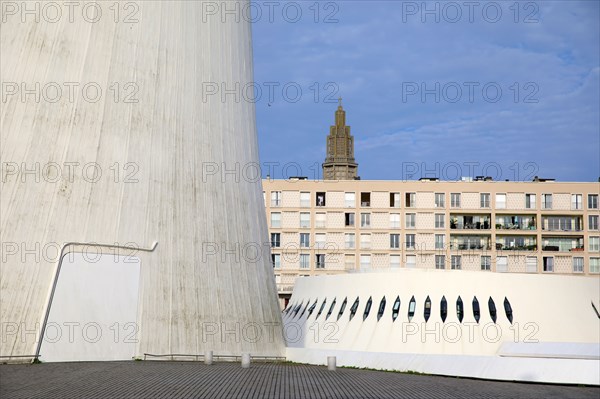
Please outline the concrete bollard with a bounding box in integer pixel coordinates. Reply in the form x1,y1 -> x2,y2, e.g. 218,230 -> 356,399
327,356 -> 336,371
241,353 -> 251,368
205,350 -> 213,365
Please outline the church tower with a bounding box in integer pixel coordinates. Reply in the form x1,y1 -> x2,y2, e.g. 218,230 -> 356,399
322,99 -> 359,180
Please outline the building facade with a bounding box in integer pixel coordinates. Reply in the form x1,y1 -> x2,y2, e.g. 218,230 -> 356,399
263,178 -> 600,307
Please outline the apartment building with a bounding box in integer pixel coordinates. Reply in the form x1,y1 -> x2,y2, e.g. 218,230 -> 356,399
263,178 -> 600,306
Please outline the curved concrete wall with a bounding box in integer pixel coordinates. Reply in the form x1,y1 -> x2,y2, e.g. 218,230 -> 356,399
284,270 -> 600,384
1,1 -> 285,360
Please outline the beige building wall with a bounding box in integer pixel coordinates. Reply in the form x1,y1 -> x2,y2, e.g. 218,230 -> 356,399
264,179 -> 600,307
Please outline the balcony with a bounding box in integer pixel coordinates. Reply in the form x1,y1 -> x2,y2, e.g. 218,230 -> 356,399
496,236 -> 537,251
450,215 -> 491,230
495,215 -> 536,231
541,236 -> 584,252
541,216 -> 583,232
449,235 -> 491,250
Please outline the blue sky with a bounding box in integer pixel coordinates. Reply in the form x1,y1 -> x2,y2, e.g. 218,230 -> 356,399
251,1 -> 599,182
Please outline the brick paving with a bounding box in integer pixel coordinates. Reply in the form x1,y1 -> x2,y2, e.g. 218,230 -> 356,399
1,361 -> 598,399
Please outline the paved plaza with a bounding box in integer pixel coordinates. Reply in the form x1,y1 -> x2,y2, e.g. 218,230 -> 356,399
1,361 -> 598,399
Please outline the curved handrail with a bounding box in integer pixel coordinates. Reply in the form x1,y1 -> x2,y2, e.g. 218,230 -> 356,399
33,241 -> 158,362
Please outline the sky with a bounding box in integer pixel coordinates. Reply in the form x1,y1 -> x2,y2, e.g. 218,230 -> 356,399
250,0 -> 600,182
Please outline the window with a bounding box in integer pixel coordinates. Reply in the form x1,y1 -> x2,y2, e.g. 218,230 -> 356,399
345,212 -> 355,227
590,237 -> 599,252
480,193 -> 490,208
326,298 -> 336,320
300,233 -> 310,248
392,296 -> 401,321
360,254 -> 371,269
451,193 -> 461,208
360,213 -> 371,228
496,256 -> 508,272
573,257 -> 584,273
440,296 -> 448,322
435,213 -> 445,228
405,234 -> 415,250
337,298 -> 348,320
472,297 -> 480,323
262,192 -> 266,207
543,256 -> 554,272
435,193 -> 445,208
315,233 -> 326,249
271,212 -> 281,228
405,213 -> 416,228
435,234 -> 445,250
363,297 -> 373,321
300,212 -> 310,228
315,212 -> 326,228
315,254 -> 325,269
451,255 -> 461,270
377,297 -> 386,321
481,256 -> 491,271
435,255 -> 445,269
316,192 -> 326,207
270,191 -> 281,207
424,296 -> 431,322
496,193 -> 506,209
270,233 -> 281,248
571,194 -> 582,210
526,256 -> 537,272
405,192 -> 415,208
390,234 -> 400,249
456,296 -> 464,323
390,213 -> 400,229
408,296 -> 416,320
390,192 -> 400,207
406,255 -> 416,268
349,297 -> 360,320
271,254 -> 280,268
345,233 -> 355,249
591,258 -> 600,273
345,255 -> 355,270
504,298 -> 513,324
589,215 -> 599,230
360,234 -> 371,249
300,254 -> 310,269
344,192 -> 355,207
525,193 -> 536,209
589,194 -> 599,209
390,255 -> 400,268
300,192 -> 310,207
542,194 -> 552,209
361,192 -> 371,207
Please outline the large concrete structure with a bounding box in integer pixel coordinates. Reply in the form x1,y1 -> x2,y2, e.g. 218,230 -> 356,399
264,179 -> 600,307
1,1 -> 285,362
322,99 -> 358,180
283,270 -> 600,385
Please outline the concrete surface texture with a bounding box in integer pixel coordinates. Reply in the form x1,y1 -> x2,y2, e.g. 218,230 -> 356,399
0,0 -> 285,360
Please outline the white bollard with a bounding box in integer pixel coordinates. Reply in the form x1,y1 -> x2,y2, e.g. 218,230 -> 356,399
241,353 -> 251,368
205,350 -> 213,365
327,356 -> 336,371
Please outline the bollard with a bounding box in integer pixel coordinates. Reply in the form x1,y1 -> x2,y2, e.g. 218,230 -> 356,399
327,356 -> 336,371
205,350 -> 213,365
241,353 -> 251,368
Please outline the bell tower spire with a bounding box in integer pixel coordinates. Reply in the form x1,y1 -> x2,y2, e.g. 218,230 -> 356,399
322,98 -> 359,180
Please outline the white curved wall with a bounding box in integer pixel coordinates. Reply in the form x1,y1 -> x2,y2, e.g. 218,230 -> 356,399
284,270 -> 600,384
1,1 -> 285,360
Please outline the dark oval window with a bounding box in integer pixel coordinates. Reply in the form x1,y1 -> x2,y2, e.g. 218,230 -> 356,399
472,296 -> 480,323
392,296 -> 401,322
408,295 -> 416,321
326,298 -> 336,320
349,297 -> 360,320
504,297 -> 513,324
440,296 -> 448,322
307,299 -> 318,317
316,299 -> 327,319
299,300 -> 310,319
456,296 -> 464,323
363,296 -> 373,321
293,301 -> 303,318
488,297 -> 497,323
424,296 -> 431,322
377,296 -> 386,321
337,297 -> 348,321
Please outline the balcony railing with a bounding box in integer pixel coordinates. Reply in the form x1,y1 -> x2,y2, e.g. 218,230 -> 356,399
450,222 -> 491,230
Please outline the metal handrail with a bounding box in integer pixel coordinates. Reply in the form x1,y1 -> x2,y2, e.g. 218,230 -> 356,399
32,241 -> 158,362
143,353 -> 286,362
